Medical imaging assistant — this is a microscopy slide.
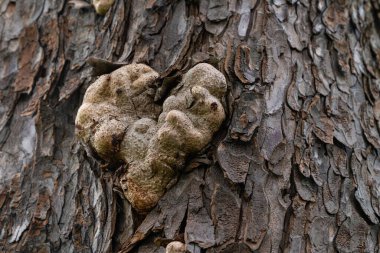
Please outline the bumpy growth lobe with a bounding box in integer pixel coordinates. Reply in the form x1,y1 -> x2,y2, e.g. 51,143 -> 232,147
75,64 -> 161,162
166,241 -> 186,253
92,0 -> 114,15
75,63 -> 227,212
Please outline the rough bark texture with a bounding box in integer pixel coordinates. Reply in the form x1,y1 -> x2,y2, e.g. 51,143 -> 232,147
1,0 -> 380,252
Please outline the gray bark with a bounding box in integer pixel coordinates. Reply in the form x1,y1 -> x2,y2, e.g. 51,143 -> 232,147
0,0 -> 380,252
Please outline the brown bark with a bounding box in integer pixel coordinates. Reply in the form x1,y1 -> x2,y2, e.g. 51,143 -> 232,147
1,0 -> 380,252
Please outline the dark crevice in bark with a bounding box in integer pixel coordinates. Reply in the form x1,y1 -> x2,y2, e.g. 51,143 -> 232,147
279,164 -> 298,252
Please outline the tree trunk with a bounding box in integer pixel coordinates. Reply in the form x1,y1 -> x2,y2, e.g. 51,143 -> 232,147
1,0 -> 380,252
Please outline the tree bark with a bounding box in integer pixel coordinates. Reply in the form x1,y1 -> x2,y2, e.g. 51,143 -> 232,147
1,0 -> 380,252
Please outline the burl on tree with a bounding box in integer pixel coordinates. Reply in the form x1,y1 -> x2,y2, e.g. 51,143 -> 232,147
75,63 -> 227,212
